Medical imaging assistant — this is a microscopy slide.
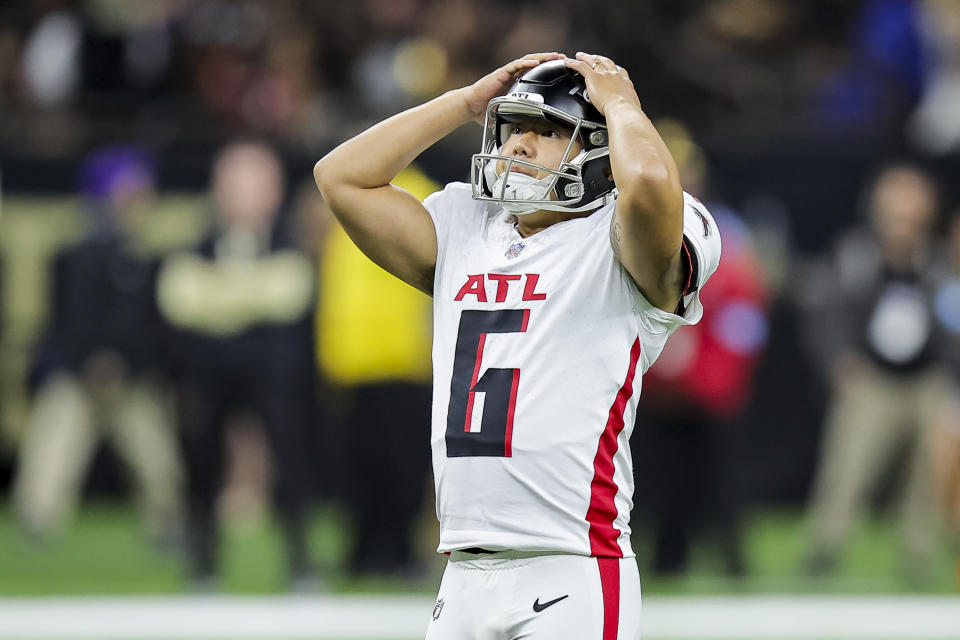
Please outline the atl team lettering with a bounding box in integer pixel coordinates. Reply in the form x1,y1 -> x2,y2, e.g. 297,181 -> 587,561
454,273 -> 547,303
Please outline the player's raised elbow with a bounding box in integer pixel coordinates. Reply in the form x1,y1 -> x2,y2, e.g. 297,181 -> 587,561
313,158 -> 360,228
313,157 -> 336,196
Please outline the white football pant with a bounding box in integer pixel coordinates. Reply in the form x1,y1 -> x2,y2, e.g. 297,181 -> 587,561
424,551 -> 641,640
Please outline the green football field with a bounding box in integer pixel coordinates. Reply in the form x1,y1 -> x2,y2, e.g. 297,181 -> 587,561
1,502 -> 956,596
1,504 -> 958,640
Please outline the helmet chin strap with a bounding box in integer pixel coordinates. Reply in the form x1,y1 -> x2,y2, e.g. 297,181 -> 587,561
490,170 -> 557,216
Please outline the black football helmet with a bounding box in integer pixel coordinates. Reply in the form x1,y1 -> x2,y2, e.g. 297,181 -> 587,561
470,59 -> 615,215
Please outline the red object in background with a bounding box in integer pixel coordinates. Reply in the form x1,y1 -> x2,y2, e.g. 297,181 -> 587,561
644,209 -> 770,419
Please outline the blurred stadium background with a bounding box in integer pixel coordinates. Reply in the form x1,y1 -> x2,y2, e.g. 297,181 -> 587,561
1,0 -> 960,638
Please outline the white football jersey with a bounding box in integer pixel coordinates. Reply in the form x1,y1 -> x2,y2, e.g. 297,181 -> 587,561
425,183 -> 721,558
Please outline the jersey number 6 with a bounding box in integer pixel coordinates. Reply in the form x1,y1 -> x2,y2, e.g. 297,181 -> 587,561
446,309 -> 529,457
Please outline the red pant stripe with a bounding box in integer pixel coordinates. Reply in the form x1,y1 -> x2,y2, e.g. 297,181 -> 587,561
597,557 -> 620,640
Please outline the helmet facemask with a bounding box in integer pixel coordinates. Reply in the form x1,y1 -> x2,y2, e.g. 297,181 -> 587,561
471,96 -> 616,216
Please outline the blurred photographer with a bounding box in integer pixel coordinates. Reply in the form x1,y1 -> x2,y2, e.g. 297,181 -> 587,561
13,147 -> 183,546
158,141 -> 318,588
803,162 -> 953,583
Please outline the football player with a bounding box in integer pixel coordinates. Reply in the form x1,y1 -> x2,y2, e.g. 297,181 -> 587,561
314,52 -> 721,639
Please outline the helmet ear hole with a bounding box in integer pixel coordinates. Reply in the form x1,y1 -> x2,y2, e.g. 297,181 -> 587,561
589,130 -> 607,146
564,183 -> 583,198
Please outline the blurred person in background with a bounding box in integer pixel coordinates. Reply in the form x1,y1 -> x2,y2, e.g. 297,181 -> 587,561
909,0 -> 960,155
12,146 -> 183,547
931,206 -> 960,582
157,140 -> 318,589
812,0 -> 930,129
633,121 -> 769,577
0,162 -> 4,442
802,162 -> 952,583
315,165 -> 434,579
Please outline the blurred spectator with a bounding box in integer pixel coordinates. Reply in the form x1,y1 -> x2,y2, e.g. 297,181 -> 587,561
20,5 -> 82,108
931,208 -> 960,559
929,379 -> 960,585
316,165 -> 434,578
812,0 -> 929,128
802,162 -> 951,583
909,0 -> 960,154
0,0 -> 920,159
633,120 -> 770,577
12,146 -> 183,546
0,162 -> 5,447
157,140 -> 318,589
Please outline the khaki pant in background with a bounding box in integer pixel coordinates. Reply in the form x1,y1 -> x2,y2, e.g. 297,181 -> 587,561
805,363 -> 955,578
12,373 -> 183,543
931,410 -> 960,538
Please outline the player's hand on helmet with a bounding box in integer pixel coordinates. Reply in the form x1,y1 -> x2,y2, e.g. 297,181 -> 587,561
462,52 -> 565,123
563,52 -> 640,117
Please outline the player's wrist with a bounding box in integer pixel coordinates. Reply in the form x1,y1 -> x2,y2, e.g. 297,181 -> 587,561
451,87 -> 487,123
598,94 -> 643,118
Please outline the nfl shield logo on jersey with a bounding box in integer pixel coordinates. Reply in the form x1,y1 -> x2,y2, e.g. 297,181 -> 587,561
505,242 -> 525,259
432,598 -> 445,620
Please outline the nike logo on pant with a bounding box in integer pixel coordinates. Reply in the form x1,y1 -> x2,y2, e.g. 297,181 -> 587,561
532,594 -> 569,612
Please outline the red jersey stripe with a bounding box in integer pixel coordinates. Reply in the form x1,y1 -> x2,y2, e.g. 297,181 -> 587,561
586,337 -> 642,557
504,369 -> 520,457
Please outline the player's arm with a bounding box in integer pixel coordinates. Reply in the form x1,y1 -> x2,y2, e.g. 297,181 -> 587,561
564,53 -> 685,312
314,52 -> 564,295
